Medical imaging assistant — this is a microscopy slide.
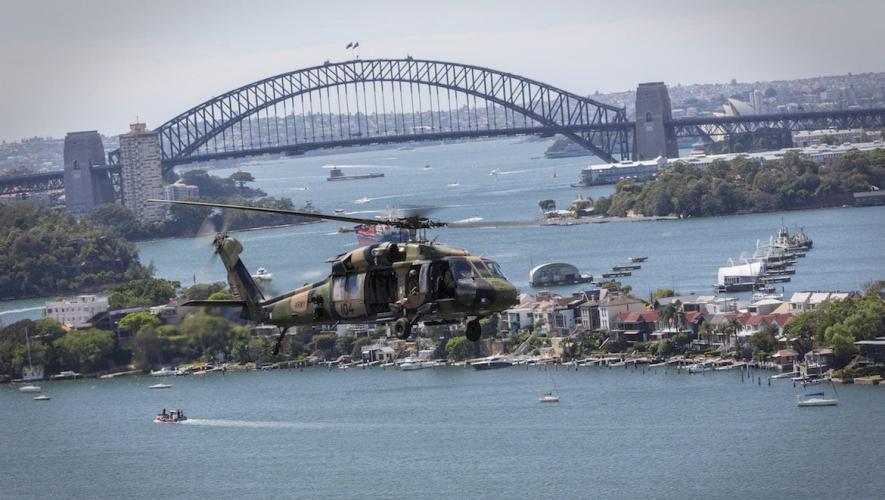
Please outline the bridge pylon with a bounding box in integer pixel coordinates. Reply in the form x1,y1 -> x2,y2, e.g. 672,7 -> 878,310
633,82 -> 679,160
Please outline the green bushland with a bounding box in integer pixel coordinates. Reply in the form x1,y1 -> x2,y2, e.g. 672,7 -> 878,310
593,149 -> 885,218
0,203 -> 150,299
86,196 -> 316,241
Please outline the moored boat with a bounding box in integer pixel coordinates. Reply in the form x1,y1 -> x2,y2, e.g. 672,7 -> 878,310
471,355 -> 513,370
149,383 -> 172,389
19,385 -> 41,393
33,394 -> 51,401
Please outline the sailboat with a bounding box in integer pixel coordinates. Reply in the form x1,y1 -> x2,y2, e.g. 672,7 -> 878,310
539,364 -> 560,402
18,328 -> 43,393
797,381 -> 839,407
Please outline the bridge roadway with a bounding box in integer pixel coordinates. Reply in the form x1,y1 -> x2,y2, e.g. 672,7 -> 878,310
4,106 -> 885,195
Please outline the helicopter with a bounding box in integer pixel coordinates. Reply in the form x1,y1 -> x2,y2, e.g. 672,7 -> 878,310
150,200 -> 519,351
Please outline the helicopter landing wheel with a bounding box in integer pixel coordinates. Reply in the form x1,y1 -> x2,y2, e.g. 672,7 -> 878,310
393,318 -> 412,340
465,319 -> 481,342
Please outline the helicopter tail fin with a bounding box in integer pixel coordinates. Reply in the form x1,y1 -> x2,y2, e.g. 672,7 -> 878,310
212,233 -> 268,323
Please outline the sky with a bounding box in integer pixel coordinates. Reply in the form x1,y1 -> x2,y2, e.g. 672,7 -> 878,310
1,0 -> 884,141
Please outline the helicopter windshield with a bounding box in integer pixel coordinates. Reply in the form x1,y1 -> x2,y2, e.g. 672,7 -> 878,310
448,258 -> 475,280
445,257 -> 505,280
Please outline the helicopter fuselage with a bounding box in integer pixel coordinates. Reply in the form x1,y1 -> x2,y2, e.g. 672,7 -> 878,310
265,242 -> 518,330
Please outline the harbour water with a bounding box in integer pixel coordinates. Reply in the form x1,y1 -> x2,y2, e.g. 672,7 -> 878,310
2,137 -> 884,323
3,366 -> 885,498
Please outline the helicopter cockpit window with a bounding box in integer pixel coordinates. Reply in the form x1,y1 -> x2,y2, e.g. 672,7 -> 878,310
345,273 -> 363,299
449,259 -> 474,280
483,260 -> 505,278
471,261 -> 495,279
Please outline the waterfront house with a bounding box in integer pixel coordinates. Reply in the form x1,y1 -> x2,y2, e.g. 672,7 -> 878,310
798,348 -> 834,378
599,294 -> 646,332
771,348 -> 799,372
616,311 -> 658,344
44,295 -> 108,329
854,338 -> 885,363
788,291 -> 853,314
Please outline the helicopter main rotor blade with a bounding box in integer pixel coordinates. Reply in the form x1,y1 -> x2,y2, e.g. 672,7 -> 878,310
150,199 -> 402,227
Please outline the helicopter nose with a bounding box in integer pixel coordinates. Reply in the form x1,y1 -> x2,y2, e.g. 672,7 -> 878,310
456,279 -> 497,308
455,279 -> 477,306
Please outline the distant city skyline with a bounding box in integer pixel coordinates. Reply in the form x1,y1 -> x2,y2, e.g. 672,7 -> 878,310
2,0 -> 885,141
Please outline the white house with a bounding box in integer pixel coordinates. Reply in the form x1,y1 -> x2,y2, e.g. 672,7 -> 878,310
44,295 -> 108,328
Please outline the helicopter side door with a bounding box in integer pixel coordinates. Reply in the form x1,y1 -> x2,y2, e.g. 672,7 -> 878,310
398,262 -> 430,311
331,273 -> 366,319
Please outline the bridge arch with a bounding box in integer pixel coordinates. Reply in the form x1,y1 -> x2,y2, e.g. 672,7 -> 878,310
157,59 -> 629,167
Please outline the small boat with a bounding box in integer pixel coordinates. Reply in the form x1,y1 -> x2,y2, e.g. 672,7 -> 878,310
354,197 -> 371,204
797,392 -> 838,407
333,208 -> 346,214
687,362 -> 713,373
251,267 -> 273,282
50,370 -> 81,380
539,392 -> 560,403
33,394 -> 51,401
629,256 -> 648,263
154,409 -> 188,423
422,164 -> 432,170
19,385 -> 41,393
337,226 -> 355,233
489,168 -> 502,176
149,383 -> 172,389
446,182 -> 460,188
150,367 -> 177,377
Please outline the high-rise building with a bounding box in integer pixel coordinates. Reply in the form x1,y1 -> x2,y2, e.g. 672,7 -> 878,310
119,123 -> 165,222
63,131 -> 115,215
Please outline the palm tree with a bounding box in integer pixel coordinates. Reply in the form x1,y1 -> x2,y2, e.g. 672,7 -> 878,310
725,317 -> 743,353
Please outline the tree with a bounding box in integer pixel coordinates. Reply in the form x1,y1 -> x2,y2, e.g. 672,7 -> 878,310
207,290 -> 235,300
133,325 -> 163,370
229,170 -> 256,189
824,323 -> 858,368
108,278 -> 180,310
750,328 -> 778,355
181,282 -> 227,301
117,311 -> 161,337
538,199 -> 556,212
52,329 -> 116,373
445,336 -> 475,361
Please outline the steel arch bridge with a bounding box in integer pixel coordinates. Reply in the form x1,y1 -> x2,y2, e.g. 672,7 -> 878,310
155,58 -> 630,169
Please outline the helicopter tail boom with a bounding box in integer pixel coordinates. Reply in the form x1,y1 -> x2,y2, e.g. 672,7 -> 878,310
213,234 -> 268,323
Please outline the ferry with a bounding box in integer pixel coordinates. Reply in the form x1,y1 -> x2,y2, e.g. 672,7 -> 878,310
326,166 -> 384,181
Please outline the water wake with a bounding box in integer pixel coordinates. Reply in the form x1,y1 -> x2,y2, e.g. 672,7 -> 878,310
180,419 -> 336,430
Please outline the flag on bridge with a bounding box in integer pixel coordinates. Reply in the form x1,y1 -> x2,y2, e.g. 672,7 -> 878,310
345,42 -> 353,49
353,41 -> 359,49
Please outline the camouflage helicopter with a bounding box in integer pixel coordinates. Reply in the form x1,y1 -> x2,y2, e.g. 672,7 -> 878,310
152,200 -> 519,351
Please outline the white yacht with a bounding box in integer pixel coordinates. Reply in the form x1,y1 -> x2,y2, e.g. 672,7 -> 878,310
19,385 -> 41,393
149,383 -> 172,389
33,394 -> 51,401
539,392 -> 560,403
150,367 -> 177,377
252,267 -> 273,282
797,392 -> 839,407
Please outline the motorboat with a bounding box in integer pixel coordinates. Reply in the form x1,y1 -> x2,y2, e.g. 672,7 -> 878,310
19,385 -> 41,393
154,409 -> 187,423
398,357 -> 428,371
50,371 -> 81,380
150,367 -> 177,377
629,256 -> 648,263
687,362 -> 713,374
471,356 -> 513,370
489,168 -> 502,176
797,392 -> 838,407
539,392 -> 560,403
33,394 -> 51,401
354,197 -> 371,204
149,383 -> 172,389
251,267 -> 273,282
